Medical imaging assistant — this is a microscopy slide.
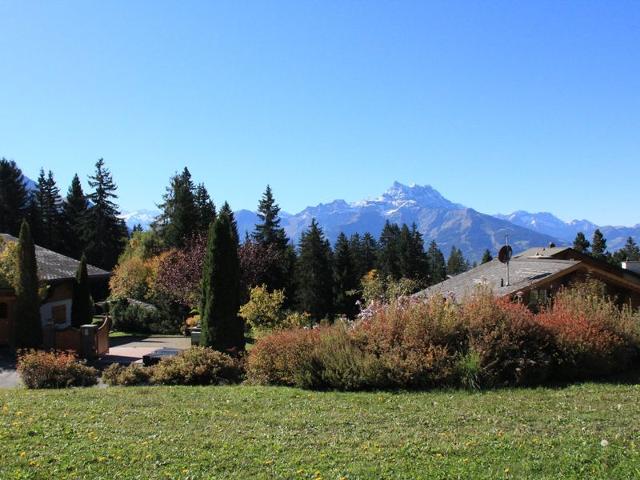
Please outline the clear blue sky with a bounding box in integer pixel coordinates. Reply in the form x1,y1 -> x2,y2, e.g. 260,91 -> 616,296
1,1 -> 638,225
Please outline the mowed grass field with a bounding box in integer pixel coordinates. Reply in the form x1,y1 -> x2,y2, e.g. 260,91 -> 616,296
1,384 -> 640,479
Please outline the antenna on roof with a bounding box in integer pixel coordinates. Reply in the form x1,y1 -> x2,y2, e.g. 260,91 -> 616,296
498,235 -> 513,286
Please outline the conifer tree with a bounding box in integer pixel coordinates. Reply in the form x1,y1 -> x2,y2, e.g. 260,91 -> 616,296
219,202 -> 239,246
333,233 -> 359,318
612,236 -> 640,264
481,249 -> 493,264
14,221 -> 42,348
447,246 -> 469,276
0,159 -> 29,236
34,169 -> 64,251
399,223 -> 428,281
295,219 -> 334,320
377,221 -> 402,280
573,232 -> 590,253
591,229 -> 608,261
359,232 -> 379,276
252,185 -> 288,250
199,210 -> 244,351
83,158 -> 127,270
194,183 -> 216,233
426,240 -> 447,285
62,174 -> 89,259
155,167 -> 199,248
71,255 -> 93,327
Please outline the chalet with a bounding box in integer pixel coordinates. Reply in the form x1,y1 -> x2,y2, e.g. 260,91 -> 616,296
415,246 -> 640,309
0,233 -> 111,349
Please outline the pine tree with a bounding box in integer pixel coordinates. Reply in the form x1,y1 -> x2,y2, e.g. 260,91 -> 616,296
71,255 -> 93,327
333,233 -> 359,318
573,232 -> 590,254
199,210 -> 244,351
377,221 -> 402,280
481,249 -> 493,264
62,174 -> 89,259
612,236 -> 640,265
34,169 -> 64,251
296,219 -> 334,320
447,246 -> 469,276
399,223 -> 428,281
132,224 -> 143,233
155,167 -> 199,248
252,185 -> 288,250
14,221 -> 42,348
591,229 -> 608,261
83,158 -> 127,270
0,159 -> 29,236
219,202 -> 239,246
194,183 -> 216,232
426,240 -> 447,285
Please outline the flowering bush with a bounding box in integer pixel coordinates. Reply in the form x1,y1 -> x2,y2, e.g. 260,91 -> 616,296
17,350 -> 99,389
151,347 -> 243,386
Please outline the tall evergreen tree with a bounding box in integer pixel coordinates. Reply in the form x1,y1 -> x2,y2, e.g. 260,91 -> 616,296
573,232 -> 591,253
612,236 -> 640,265
333,233 -> 359,318
591,229 -> 608,261
296,219 -> 334,320
71,255 -> 93,327
426,240 -> 447,285
194,183 -> 216,233
447,246 -> 469,276
83,158 -> 127,270
199,210 -> 244,351
481,249 -> 493,264
399,223 -> 428,281
219,202 -> 239,246
14,221 -> 42,348
62,174 -> 89,259
0,159 -> 29,236
34,169 -> 64,251
252,185 -> 288,250
377,221 -> 402,280
155,167 -> 199,248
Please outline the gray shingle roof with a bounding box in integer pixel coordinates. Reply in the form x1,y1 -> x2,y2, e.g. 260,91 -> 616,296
0,233 -> 110,282
415,257 -> 580,301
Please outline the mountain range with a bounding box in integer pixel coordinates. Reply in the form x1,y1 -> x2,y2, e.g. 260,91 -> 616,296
23,174 -> 635,262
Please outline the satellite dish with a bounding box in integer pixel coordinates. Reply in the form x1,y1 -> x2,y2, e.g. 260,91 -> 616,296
498,245 -> 513,264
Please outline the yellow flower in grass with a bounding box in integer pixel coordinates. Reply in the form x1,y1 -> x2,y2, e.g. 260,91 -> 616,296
19,451 -> 26,458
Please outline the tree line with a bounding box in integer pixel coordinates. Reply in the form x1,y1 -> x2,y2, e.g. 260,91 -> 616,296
0,158 -> 128,270
572,230 -> 640,264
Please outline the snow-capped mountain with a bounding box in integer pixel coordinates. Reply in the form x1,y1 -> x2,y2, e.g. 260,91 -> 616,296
118,209 -> 160,231
235,182 -> 560,261
494,211 -> 640,251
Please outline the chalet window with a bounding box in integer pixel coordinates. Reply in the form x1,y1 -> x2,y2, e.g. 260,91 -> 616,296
0,303 -> 7,319
52,305 -> 67,325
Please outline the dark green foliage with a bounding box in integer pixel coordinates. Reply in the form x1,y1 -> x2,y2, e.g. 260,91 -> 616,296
333,233 -> 359,318
591,229 -> 608,261
109,297 -> 179,334
349,233 -> 378,281
194,183 -> 216,232
426,240 -> 447,285
71,255 -> 93,328
253,185 -> 288,251
0,158 -> 30,236
14,221 -> 42,348
295,219 -> 334,320
34,169 -> 64,251
62,174 -> 89,259
83,159 -> 127,270
481,249 -> 493,264
377,221 -> 402,280
572,232 -> 590,253
398,223 -> 428,281
200,209 -> 245,352
219,202 -> 240,246
155,167 -> 199,248
612,236 -> 640,265
447,246 -> 469,276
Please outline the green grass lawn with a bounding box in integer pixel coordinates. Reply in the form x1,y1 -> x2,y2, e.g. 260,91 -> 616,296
1,384 -> 639,479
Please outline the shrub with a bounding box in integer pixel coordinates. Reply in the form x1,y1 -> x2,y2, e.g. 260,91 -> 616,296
102,363 -> 151,386
17,350 -> 98,389
537,280 -> 640,379
109,297 -> 179,334
246,327 -> 321,386
239,285 -> 286,330
461,293 -> 553,387
151,347 -> 242,386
